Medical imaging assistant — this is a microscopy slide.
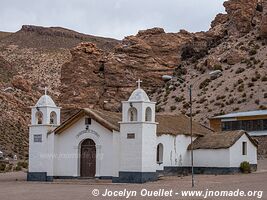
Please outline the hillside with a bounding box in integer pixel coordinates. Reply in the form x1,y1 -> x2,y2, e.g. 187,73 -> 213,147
0,26 -> 119,159
0,31 -> 12,40
0,0 -> 267,159
153,0 -> 267,125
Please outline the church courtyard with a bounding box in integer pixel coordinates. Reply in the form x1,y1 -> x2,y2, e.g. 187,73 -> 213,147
0,159 -> 266,200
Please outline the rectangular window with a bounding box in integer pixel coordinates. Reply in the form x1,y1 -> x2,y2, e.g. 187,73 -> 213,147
242,142 -> 247,155
127,133 -> 135,139
34,134 -> 42,143
222,119 -> 267,132
85,118 -> 91,125
263,119 -> 267,130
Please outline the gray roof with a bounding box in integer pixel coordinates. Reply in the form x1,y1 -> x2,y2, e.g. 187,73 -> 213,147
211,110 -> 267,119
188,130 -> 258,150
55,108 -> 213,136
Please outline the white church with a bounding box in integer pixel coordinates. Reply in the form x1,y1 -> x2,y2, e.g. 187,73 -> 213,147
28,81 -> 258,183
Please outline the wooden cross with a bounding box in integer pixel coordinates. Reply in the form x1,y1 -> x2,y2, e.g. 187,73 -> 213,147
136,79 -> 142,88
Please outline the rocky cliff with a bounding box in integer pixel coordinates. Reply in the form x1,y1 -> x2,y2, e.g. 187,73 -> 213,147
0,0 -> 267,159
0,26 -> 119,159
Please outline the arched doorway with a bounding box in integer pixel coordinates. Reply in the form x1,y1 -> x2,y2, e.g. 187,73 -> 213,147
80,139 -> 96,177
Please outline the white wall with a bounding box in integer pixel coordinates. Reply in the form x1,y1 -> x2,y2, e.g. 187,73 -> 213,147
229,134 -> 257,167
193,149 -> 230,167
156,134 -> 195,170
119,122 -> 157,173
119,123 -> 143,172
54,117 -> 115,177
141,124 -> 157,172
190,134 -> 257,168
112,130 -> 120,177
28,125 -> 56,174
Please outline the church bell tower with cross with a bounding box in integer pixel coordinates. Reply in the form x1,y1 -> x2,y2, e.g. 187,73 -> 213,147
28,87 -> 61,181
115,79 -> 158,183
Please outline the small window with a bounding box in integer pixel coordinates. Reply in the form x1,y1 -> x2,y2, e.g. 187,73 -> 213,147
242,142 -> 247,155
127,133 -> 135,139
34,134 -> 42,143
85,118 -> 91,125
157,143 -> 163,164
145,107 -> 152,122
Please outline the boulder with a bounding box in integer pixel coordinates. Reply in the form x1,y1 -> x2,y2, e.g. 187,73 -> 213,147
11,75 -> 32,92
223,0 -> 258,35
223,49 -> 245,65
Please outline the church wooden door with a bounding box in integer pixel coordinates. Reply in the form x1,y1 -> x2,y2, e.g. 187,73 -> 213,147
80,139 -> 96,177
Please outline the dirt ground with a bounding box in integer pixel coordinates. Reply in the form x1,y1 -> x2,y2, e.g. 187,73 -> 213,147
0,159 -> 266,200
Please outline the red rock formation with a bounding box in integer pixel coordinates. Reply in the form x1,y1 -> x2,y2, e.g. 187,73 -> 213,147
223,0 -> 258,35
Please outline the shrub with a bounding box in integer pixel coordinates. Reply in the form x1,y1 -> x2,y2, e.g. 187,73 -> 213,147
0,163 -> 6,172
249,49 -> 257,56
259,105 -> 267,110
233,107 -> 239,111
235,67 -> 245,74
248,82 -> 254,87
183,102 -> 190,109
156,106 -> 164,112
261,75 -> 267,82
240,161 -> 251,173
251,77 -> 258,82
15,165 -> 22,171
213,64 -> 223,71
237,84 -> 244,92
6,164 -> 13,171
175,96 -> 185,103
17,161 -> 28,169
198,97 -> 206,104
237,79 -> 243,85
170,105 -> 177,111
199,78 -> 211,89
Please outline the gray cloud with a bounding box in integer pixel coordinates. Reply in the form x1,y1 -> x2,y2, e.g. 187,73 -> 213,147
0,0 -> 225,39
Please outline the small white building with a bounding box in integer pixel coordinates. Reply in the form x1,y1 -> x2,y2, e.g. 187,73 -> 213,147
189,130 -> 258,174
0,151 -> 3,159
27,82 -> 258,183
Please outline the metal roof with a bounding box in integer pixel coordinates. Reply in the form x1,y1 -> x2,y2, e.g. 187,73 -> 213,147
212,110 -> 267,119
248,130 -> 267,136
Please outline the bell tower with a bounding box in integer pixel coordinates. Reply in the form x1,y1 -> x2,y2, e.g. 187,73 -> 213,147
28,88 -> 60,181
115,79 -> 158,183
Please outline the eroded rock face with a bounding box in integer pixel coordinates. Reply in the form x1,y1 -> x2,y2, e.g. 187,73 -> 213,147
223,0 -> 258,35
11,75 -> 32,92
59,28 -> 198,110
260,1 -> 267,38
260,15 -> 267,38
223,49 -> 245,65
2,0 -> 267,159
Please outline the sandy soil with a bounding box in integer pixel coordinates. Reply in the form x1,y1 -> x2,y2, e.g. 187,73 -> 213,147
0,159 -> 266,200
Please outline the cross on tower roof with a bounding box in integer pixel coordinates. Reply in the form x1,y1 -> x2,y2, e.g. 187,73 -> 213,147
136,79 -> 142,89
44,87 -> 48,95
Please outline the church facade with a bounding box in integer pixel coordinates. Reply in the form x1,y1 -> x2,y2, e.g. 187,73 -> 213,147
27,83 -> 258,183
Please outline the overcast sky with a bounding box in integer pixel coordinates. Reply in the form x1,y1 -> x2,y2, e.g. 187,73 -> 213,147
0,0 -> 225,39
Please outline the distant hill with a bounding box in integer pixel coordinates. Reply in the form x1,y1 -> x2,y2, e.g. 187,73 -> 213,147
0,31 -> 12,40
